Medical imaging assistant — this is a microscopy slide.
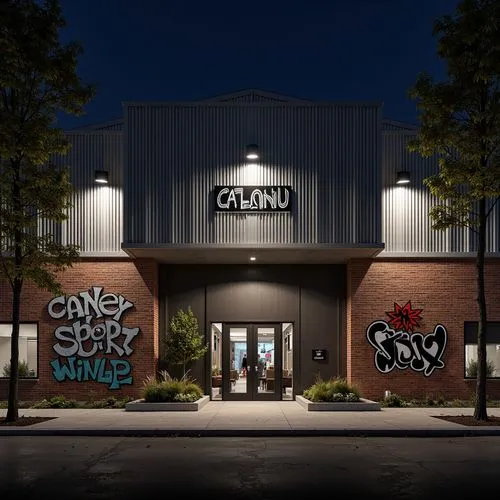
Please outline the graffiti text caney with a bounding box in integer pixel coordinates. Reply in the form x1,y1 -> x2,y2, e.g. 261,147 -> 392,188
366,301 -> 447,377
48,286 -> 140,389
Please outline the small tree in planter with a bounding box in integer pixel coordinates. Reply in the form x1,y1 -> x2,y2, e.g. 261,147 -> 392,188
164,307 -> 208,378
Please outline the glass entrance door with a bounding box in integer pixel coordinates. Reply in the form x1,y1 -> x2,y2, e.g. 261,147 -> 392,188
221,323 -> 282,401
222,324 -> 250,400
253,325 -> 282,400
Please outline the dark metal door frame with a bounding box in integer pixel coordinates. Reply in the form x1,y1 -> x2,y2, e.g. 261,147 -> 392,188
221,323 -> 282,401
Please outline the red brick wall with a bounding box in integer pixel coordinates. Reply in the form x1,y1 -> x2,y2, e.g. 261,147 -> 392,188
347,258 -> 500,401
0,258 -> 158,401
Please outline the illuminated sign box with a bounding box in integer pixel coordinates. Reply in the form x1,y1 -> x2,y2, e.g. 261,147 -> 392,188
214,186 -> 293,213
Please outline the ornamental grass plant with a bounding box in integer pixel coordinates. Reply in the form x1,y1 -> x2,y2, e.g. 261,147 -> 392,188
303,377 -> 361,402
142,370 -> 203,403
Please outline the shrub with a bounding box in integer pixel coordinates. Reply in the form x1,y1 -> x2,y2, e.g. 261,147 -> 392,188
0,400 -> 34,409
466,359 -> 495,378
2,360 -> 33,378
88,396 -> 132,409
164,307 -> 208,378
303,377 -> 361,402
380,395 -> 500,408
110,396 -> 133,409
142,371 -> 203,403
345,392 -> 359,402
381,393 -> 405,407
32,395 -> 78,409
332,392 -> 345,402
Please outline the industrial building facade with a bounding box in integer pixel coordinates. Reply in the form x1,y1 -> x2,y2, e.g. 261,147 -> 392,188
1,89 -> 499,402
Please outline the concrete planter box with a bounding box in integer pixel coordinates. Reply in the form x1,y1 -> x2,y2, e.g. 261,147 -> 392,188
296,395 -> 381,411
125,395 -> 210,412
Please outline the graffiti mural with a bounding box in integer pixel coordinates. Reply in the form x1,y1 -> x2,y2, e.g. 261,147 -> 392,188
48,286 -> 140,389
366,301 -> 447,377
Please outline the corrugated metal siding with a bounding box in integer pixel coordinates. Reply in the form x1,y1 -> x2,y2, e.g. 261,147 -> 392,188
381,132 -> 500,253
46,132 -> 124,254
124,104 -> 382,246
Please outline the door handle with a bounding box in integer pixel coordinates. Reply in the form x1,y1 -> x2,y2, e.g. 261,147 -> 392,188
255,365 -> 258,372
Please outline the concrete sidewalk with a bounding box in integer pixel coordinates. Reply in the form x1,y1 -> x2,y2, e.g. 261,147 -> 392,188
2,401 -> 500,437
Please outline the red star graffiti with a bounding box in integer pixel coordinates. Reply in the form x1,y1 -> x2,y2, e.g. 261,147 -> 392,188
385,301 -> 423,333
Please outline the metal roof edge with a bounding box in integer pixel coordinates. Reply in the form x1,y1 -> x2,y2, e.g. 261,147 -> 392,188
68,117 -> 124,131
382,118 -> 419,130
63,130 -> 123,136
197,88 -> 312,103
122,100 -> 384,108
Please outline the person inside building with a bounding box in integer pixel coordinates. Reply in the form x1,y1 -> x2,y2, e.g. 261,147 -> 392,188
241,354 -> 248,377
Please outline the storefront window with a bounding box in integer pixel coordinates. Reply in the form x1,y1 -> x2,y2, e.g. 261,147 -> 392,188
0,323 -> 38,378
464,322 -> 500,379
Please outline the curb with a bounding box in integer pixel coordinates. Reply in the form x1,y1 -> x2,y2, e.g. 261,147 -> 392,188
1,428 -> 500,437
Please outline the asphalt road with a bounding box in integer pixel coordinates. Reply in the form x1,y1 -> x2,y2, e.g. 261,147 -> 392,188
0,436 -> 499,499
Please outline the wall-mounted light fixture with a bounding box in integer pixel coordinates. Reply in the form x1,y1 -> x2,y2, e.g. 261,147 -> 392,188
249,256 -> 256,262
94,170 -> 109,184
245,144 -> 259,160
396,171 -> 410,185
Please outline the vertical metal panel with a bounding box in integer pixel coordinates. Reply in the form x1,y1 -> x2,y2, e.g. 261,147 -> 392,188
381,131 -> 500,253
124,103 -> 382,246
486,198 -> 500,253
48,131 -> 124,254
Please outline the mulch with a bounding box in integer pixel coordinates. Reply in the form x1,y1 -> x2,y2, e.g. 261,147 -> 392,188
434,415 -> 500,426
0,417 -> 56,427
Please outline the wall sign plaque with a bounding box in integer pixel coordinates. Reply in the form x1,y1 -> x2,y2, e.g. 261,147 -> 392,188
214,185 -> 293,212
312,349 -> 327,361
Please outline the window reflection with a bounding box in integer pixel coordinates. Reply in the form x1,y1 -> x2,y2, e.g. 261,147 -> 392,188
282,323 -> 293,400
465,344 -> 500,378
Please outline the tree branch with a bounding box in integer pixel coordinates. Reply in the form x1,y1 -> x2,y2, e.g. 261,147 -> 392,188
1,88 -> 11,111
0,252 -> 14,288
20,71 -> 38,124
461,222 -> 479,234
486,195 -> 500,218
443,145 -> 459,161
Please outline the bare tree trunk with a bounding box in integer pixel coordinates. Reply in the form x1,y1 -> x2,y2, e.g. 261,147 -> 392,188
6,278 -> 22,422
6,158 -> 23,423
474,197 -> 488,421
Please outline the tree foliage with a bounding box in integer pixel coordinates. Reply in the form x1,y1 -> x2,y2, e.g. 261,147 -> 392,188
409,0 -> 500,224
165,307 -> 208,378
0,0 -> 94,421
409,0 -> 500,420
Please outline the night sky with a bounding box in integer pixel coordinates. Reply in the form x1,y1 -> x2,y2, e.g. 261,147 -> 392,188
58,0 -> 461,130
